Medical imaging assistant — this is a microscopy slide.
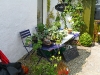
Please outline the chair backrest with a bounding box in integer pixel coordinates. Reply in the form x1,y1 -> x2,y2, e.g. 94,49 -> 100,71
20,29 -> 31,39
19,29 -> 31,45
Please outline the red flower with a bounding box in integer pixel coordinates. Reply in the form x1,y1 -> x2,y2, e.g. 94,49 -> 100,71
58,68 -> 69,75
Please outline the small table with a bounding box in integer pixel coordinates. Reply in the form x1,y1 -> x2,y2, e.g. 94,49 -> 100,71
38,33 -> 80,63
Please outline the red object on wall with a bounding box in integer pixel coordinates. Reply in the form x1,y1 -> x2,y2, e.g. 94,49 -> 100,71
0,50 -> 9,64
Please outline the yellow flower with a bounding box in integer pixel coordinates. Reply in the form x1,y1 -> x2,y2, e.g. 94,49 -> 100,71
54,64 -> 57,67
52,55 -> 55,58
58,51 -> 60,54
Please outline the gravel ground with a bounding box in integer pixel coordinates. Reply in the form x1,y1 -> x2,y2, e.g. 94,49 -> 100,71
18,43 -> 100,75
67,43 -> 100,75
66,46 -> 91,75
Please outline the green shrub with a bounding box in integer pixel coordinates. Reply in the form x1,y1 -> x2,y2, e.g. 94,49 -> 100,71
79,32 -> 93,47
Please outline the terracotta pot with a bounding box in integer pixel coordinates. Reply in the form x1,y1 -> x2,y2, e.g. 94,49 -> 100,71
21,65 -> 29,74
57,62 -> 69,75
68,29 -> 72,34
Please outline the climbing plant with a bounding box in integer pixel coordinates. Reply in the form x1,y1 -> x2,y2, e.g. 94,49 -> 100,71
63,0 -> 86,33
46,0 -> 55,27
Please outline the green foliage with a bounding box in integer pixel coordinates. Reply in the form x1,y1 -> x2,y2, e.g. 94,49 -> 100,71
61,12 -> 67,28
79,32 -> 93,47
47,0 -> 50,12
53,21 -> 61,29
65,0 -> 70,2
37,23 -> 45,33
46,10 -> 55,27
25,36 -> 32,46
31,51 -> 62,75
47,25 -> 67,44
72,14 -> 85,32
32,39 -> 42,51
31,61 -> 57,75
25,33 -> 43,51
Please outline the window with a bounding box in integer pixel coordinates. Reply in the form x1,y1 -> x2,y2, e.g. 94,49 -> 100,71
95,0 -> 100,20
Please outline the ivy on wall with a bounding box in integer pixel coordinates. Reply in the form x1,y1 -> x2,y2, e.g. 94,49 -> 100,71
46,0 -> 55,27
47,0 -> 50,12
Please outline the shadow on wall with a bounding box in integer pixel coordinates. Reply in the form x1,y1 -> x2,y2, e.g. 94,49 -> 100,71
66,48 -> 91,75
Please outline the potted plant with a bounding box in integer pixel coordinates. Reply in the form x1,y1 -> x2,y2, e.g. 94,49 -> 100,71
25,33 -> 43,51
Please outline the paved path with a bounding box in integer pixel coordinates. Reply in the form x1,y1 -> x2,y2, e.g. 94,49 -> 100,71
76,43 -> 100,75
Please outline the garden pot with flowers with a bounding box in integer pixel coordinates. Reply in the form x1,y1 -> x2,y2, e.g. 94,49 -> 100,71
57,61 -> 69,75
50,51 -> 69,75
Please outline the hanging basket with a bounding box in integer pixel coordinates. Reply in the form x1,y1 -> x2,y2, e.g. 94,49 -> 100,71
55,3 -> 68,12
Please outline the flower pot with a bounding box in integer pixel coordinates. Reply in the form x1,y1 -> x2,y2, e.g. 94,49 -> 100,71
21,65 -> 29,74
57,62 -> 69,75
68,29 -> 72,34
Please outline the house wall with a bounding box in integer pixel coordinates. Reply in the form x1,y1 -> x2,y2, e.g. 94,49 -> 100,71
0,0 -> 37,62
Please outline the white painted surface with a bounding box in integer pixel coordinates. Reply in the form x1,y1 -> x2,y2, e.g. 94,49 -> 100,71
43,0 -> 47,24
0,0 -> 37,62
60,34 -> 74,45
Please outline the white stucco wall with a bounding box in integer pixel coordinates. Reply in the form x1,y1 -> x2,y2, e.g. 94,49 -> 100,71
0,0 -> 37,62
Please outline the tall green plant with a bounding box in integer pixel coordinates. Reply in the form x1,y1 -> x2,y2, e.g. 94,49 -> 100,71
71,2 -> 86,32
63,0 -> 86,33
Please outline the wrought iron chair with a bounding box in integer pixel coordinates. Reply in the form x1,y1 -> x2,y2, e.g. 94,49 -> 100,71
19,29 -> 33,59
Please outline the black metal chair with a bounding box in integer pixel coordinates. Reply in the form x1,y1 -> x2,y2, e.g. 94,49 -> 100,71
19,29 -> 33,59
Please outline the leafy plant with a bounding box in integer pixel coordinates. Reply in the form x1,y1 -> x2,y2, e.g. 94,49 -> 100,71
53,21 -> 61,29
61,12 -> 67,28
72,13 -> 85,32
37,23 -> 45,33
31,51 -> 63,75
47,0 -> 51,12
79,32 -> 93,47
71,2 -> 86,32
32,39 -> 42,51
31,59 -> 57,75
25,36 -> 32,46
25,33 -> 43,51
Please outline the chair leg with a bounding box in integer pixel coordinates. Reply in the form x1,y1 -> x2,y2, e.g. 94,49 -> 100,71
37,56 -> 42,65
24,53 -> 30,59
25,47 -> 30,53
24,47 -> 33,59
31,50 -> 35,54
